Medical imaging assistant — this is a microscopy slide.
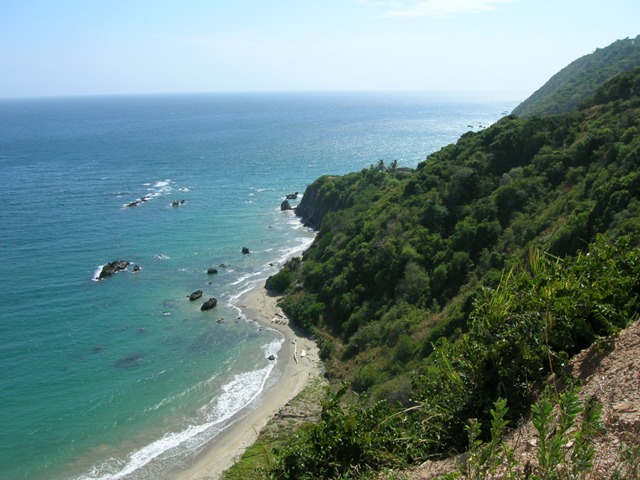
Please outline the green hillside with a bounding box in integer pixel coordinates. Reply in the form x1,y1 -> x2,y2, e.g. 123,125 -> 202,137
512,35 -> 640,117
254,68 -> 640,479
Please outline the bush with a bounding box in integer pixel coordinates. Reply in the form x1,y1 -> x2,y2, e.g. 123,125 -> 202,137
266,269 -> 295,293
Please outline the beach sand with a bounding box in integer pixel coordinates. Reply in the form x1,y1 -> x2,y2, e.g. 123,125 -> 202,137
174,281 -> 321,480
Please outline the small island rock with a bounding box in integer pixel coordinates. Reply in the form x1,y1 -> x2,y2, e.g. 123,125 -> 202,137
207,267 -> 218,274
280,199 -> 293,211
201,297 -> 218,311
98,260 -> 130,280
189,290 -> 203,301
241,247 -> 250,254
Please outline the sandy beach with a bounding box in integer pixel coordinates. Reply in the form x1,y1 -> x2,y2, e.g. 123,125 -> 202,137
174,281 -> 321,480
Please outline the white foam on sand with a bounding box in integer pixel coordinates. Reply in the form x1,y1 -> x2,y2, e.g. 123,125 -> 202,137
75,342 -> 282,480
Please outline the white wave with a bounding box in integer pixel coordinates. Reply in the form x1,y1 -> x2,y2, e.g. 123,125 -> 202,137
275,237 -> 315,265
92,265 -> 104,282
76,359 -> 280,480
229,270 -> 266,287
261,338 -> 284,358
75,422 -> 215,480
153,179 -> 172,188
201,361 -> 277,423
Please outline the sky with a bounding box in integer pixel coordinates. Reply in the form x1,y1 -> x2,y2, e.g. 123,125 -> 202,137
1,0 -> 638,100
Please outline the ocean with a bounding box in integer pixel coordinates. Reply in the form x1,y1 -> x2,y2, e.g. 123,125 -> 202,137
0,92 -> 517,480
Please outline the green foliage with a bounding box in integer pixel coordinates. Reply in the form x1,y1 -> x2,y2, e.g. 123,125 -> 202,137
264,68 -> 640,479
279,292 -> 324,331
413,235 -> 640,450
531,389 -> 603,479
284,68 -> 640,391
454,389 -> 603,480
269,384 -> 428,480
513,35 -> 640,116
462,398 -> 511,480
266,269 -> 295,294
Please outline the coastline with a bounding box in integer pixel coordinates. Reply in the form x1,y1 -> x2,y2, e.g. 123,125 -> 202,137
174,280 -> 321,480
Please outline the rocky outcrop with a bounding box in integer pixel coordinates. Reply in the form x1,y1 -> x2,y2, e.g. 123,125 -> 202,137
201,298 -> 218,311
286,192 -> 299,200
280,199 -> 293,211
126,196 -> 151,208
242,247 -> 250,254
207,267 -> 218,274
296,176 -> 350,230
97,260 -> 130,280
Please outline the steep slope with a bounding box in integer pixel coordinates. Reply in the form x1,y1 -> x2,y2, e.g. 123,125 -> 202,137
406,319 -> 640,479
255,69 -> 640,479
283,68 -> 640,395
512,35 -> 640,117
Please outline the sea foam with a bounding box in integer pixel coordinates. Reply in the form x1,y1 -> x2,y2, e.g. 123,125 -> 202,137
76,347 -> 281,480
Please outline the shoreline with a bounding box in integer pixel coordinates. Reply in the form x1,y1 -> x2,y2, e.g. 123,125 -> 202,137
174,280 -> 321,480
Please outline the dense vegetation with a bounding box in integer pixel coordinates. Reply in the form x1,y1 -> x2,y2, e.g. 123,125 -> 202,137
512,35 -> 640,117
255,67 -> 640,479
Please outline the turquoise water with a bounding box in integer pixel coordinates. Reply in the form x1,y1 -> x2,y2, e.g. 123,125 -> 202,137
0,92 -> 517,479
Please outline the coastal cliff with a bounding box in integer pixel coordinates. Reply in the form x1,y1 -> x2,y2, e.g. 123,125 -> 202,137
295,175 -> 350,229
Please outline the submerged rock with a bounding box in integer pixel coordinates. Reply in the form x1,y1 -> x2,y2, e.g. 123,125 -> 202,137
114,352 -> 144,368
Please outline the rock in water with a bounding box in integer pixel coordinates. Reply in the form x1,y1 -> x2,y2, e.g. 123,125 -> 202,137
241,247 -> 250,254
189,290 -> 203,301
98,260 -> 130,280
201,298 -> 218,311
280,199 -> 292,211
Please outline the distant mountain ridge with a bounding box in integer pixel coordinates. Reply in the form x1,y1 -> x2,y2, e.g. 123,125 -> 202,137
512,34 -> 640,117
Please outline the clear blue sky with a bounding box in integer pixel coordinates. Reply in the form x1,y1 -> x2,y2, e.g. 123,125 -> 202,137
1,0 -> 638,99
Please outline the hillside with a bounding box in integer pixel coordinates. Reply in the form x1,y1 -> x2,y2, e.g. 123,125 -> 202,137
218,66 -> 640,480
512,35 -> 640,117
405,319 -> 640,479
252,67 -> 640,479
275,67 -> 640,395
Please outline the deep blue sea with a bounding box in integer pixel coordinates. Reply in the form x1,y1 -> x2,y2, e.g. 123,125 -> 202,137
0,92 -> 517,480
